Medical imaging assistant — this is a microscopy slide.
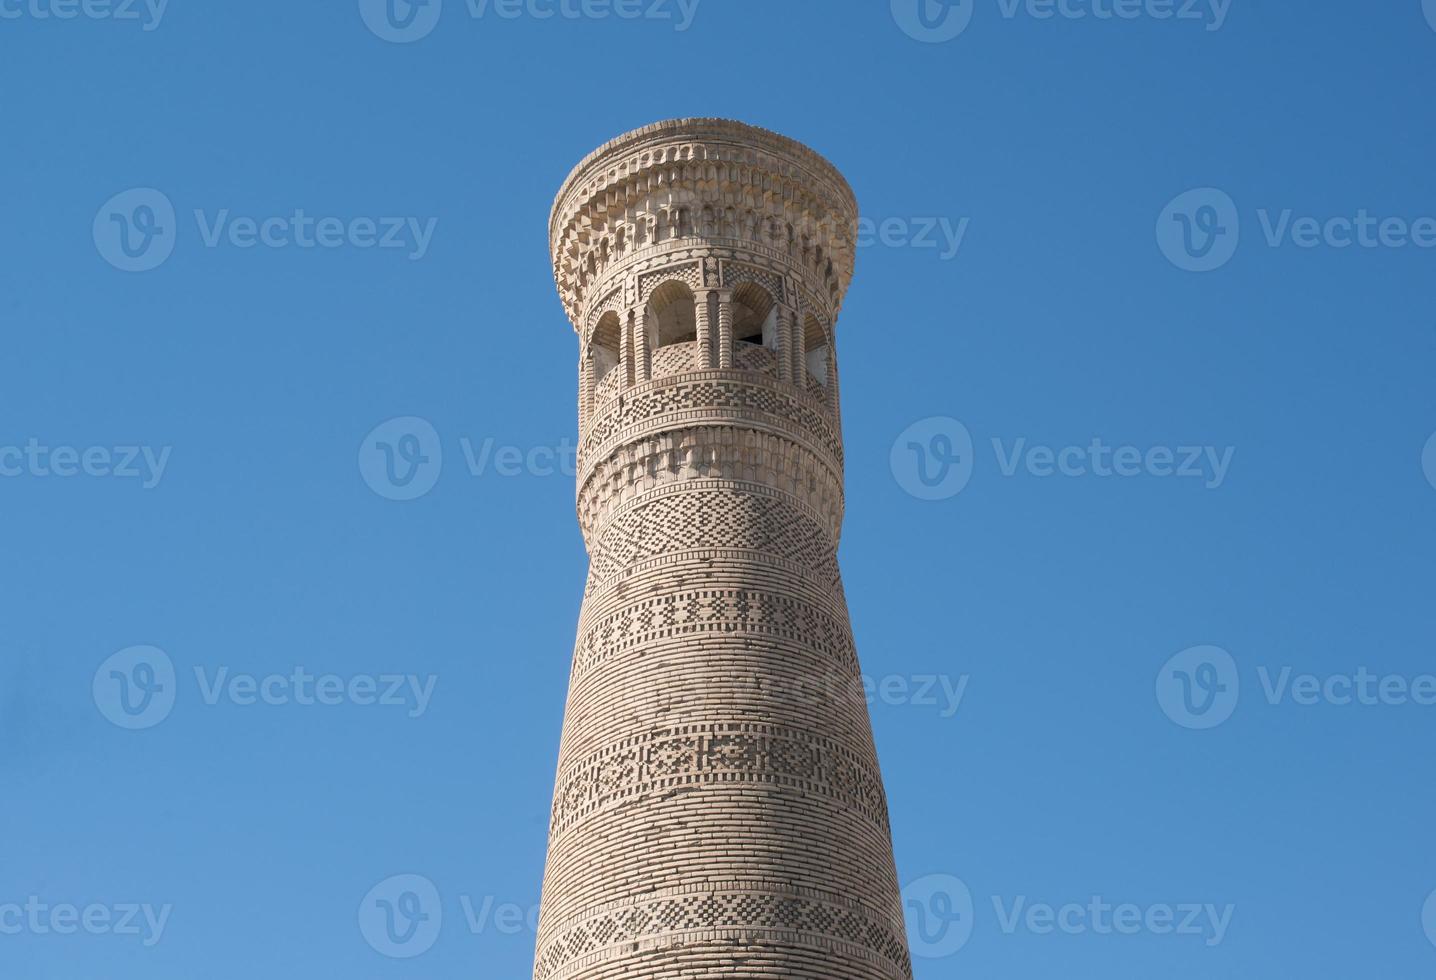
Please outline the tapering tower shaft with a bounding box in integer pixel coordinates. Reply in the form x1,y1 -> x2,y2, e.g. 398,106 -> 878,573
537,119 -> 911,980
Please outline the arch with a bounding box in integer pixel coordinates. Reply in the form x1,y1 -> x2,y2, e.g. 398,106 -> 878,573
804,314 -> 830,386
648,280 -> 697,348
730,281 -> 776,348
591,310 -> 622,383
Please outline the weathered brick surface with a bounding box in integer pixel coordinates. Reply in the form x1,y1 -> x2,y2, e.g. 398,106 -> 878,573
538,119 -> 910,980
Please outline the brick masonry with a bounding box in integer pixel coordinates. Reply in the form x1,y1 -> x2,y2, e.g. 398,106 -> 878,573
536,119 -> 912,980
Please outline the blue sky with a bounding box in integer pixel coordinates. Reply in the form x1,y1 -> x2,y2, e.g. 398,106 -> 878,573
3,1 -> 1436,977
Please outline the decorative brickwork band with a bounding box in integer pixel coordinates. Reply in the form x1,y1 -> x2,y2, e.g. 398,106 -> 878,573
538,119 -> 910,980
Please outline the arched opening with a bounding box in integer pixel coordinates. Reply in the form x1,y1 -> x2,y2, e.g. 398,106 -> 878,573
591,311 -> 622,384
649,281 -> 697,348
804,315 -> 830,386
730,282 -> 777,349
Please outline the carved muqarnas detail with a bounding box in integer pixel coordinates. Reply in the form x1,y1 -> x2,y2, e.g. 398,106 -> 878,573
577,426 -> 843,540
582,376 -> 842,472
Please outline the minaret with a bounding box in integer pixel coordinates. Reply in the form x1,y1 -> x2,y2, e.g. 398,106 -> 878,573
537,119 -> 911,980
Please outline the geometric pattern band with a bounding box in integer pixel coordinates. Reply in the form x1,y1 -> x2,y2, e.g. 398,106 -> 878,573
587,488 -> 839,585
533,883 -> 912,980
572,587 -> 857,681
548,721 -> 891,837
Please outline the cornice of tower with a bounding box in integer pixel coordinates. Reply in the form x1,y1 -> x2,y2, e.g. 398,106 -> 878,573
549,118 -> 860,329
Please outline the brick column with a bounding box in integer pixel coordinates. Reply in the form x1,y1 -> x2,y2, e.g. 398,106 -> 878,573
790,311 -> 806,388
776,307 -> 793,382
717,289 -> 734,369
579,354 -> 594,430
633,307 -> 651,383
619,311 -> 631,388
695,289 -> 714,369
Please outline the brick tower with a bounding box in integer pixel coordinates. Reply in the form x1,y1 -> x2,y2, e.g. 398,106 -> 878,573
536,119 -> 911,980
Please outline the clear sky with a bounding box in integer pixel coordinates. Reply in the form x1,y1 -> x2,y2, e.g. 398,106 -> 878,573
4,1 -> 1436,977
